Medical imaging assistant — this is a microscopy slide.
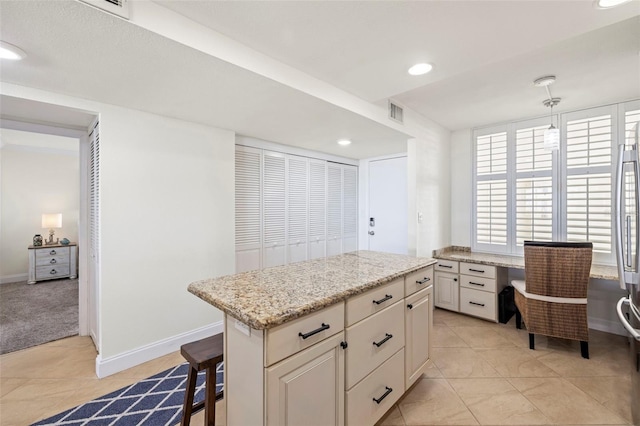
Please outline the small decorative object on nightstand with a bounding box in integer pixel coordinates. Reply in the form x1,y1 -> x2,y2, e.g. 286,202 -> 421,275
42,213 -> 62,246
27,242 -> 78,284
60,238 -> 70,245
33,234 -> 43,246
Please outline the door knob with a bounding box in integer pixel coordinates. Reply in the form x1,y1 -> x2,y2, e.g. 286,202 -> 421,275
368,231 -> 375,235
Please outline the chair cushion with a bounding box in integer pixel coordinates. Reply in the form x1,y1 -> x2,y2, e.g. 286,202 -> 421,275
510,280 -> 587,305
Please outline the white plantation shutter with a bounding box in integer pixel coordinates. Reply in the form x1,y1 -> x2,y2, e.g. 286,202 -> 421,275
235,147 -> 262,247
287,156 -> 308,243
563,107 -> 614,258
515,122 -> 554,247
475,130 -> 508,251
263,152 -> 286,245
621,103 -> 640,268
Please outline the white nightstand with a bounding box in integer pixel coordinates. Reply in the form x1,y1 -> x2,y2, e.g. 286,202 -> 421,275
27,243 -> 78,284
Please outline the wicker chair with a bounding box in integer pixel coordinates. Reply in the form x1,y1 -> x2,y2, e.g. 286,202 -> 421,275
511,241 -> 592,359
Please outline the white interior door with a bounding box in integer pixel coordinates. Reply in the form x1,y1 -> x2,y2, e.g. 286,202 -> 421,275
368,157 -> 408,254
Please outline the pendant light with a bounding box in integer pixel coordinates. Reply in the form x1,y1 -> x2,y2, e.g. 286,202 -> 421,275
534,75 -> 561,151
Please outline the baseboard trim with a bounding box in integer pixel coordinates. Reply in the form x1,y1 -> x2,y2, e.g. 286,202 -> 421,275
95,321 -> 223,378
0,273 -> 28,284
588,316 -> 627,337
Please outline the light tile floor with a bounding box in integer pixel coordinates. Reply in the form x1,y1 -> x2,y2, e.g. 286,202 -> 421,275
0,308 -> 633,425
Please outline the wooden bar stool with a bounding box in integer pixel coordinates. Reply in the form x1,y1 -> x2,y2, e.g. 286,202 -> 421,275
180,333 -> 224,426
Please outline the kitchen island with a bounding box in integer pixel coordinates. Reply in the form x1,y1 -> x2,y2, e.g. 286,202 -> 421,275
188,250 -> 435,426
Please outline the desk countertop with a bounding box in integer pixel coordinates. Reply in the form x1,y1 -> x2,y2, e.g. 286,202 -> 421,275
434,248 -> 618,281
188,251 -> 436,330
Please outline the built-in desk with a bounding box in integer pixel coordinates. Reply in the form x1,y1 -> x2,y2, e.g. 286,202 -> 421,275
431,247 -> 620,324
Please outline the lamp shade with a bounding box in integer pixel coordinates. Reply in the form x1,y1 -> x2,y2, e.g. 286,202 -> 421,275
544,126 -> 560,151
42,213 -> 62,229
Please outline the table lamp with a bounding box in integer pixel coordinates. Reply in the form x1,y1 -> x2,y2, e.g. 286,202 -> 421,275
42,213 -> 62,245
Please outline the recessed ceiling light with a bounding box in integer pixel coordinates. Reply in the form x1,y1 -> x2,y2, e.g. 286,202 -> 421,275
337,139 -> 351,146
595,0 -> 631,8
0,41 -> 26,60
408,63 -> 433,76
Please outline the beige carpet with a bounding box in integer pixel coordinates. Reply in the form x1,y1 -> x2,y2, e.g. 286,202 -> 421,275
0,278 -> 78,354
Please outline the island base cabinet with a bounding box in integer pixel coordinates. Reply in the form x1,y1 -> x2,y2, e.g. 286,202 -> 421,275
405,286 -> 432,389
346,348 -> 404,426
266,332 -> 345,426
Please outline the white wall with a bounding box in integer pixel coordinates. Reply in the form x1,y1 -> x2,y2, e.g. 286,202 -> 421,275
450,129 -> 472,247
2,83 -> 235,370
0,146 -> 79,281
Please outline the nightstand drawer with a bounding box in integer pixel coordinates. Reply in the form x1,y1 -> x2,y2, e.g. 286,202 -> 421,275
459,287 -> 496,321
35,246 -> 70,260
460,262 -> 496,279
434,260 -> 458,273
35,253 -> 69,267
460,275 -> 496,293
35,265 -> 70,280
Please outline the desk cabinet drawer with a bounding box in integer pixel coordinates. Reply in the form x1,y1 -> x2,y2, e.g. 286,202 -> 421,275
459,287 -> 496,321
404,266 -> 433,297
266,302 -> 344,367
345,301 -> 404,389
346,278 -> 404,327
460,262 -> 496,279
35,265 -> 70,280
346,348 -> 404,426
434,260 -> 458,273
460,275 -> 496,293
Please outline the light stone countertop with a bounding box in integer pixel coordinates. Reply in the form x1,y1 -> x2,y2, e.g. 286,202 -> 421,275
435,248 -> 618,281
188,250 -> 436,330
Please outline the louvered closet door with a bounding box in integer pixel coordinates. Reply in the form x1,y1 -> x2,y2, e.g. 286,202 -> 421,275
88,120 -> 100,348
342,165 -> 358,253
235,146 -> 262,272
263,151 -> 287,267
287,155 -> 309,264
308,159 -> 327,259
327,163 -> 343,256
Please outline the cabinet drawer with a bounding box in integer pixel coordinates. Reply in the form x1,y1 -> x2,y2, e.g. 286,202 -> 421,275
35,253 -> 69,267
346,278 -> 404,327
460,262 -> 496,279
346,348 -> 404,426
35,265 -> 70,280
35,246 -> 70,259
345,301 -> 404,389
266,302 -> 344,367
434,259 -> 458,273
404,266 -> 433,297
460,274 -> 496,293
459,287 -> 496,321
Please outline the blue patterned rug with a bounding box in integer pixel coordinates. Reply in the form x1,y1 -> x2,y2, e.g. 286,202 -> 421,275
33,361 -> 223,426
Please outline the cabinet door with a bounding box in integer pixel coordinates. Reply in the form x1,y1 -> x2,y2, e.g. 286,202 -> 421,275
405,287 -> 432,389
266,332 -> 345,426
263,151 -> 286,267
434,272 -> 459,312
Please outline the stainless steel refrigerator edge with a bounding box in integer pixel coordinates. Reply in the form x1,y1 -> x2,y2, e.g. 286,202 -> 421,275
614,129 -> 640,426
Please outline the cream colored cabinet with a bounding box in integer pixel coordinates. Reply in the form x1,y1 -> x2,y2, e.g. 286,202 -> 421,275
266,332 -> 345,426
459,262 -> 506,322
434,271 -> 459,312
404,286 -> 432,389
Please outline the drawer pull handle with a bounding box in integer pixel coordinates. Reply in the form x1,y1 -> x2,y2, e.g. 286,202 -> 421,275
50,269 -> 57,275
438,264 -> 453,268
373,333 -> 393,347
416,277 -> 431,284
469,281 -> 484,287
50,259 -> 57,264
407,304 -> 413,310
50,250 -> 56,255
298,323 -> 330,340
373,294 -> 392,305
469,268 -> 485,273
469,301 -> 485,307
373,386 -> 393,404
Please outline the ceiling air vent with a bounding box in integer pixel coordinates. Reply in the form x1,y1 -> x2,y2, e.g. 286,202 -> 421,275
388,101 -> 404,124
79,0 -> 130,19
